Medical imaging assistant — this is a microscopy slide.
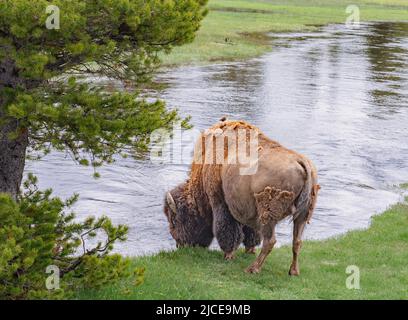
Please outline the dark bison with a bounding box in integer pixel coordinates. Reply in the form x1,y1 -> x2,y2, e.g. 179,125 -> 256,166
164,120 -> 320,275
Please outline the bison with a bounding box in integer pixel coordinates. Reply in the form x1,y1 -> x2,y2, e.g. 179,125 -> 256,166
164,119 -> 320,275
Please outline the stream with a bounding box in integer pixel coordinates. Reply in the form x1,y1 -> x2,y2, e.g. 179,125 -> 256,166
26,22 -> 408,256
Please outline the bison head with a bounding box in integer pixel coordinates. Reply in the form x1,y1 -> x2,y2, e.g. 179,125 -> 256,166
164,183 -> 213,248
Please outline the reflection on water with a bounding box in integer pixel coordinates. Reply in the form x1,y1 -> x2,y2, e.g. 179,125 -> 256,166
365,23 -> 408,113
26,22 -> 408,256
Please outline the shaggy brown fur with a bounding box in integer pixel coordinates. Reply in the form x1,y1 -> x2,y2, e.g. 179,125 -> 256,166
254,187 -> 295,225
164,119 -> 320,275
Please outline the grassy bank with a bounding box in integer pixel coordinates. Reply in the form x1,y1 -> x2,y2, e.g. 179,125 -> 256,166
161,0 -> 408,66
77,193 -> 408,300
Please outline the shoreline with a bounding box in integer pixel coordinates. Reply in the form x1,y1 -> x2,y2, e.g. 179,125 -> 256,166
77,185 -> 408,299
159,0 -> 408,67
119,184 -> 407,259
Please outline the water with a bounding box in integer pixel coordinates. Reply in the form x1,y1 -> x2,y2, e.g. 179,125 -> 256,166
26,22 -> 408,256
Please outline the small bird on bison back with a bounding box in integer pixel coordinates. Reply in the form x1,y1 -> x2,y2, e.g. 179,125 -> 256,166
164,119 -> 320,275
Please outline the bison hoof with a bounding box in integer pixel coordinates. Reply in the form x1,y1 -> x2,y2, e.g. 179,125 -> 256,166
289,268 -> 300,276
224,252 -> 235,260
245,265 -> 260,274
245,247 -> 256,255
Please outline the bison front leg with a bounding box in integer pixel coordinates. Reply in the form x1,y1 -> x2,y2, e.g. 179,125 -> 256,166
243,225 -> 261,254
245,223 -> 276,274
213,204 -> 244,260
289,216 -> 307,276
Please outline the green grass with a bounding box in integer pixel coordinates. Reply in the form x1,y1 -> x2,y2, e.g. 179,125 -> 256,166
161,0 -> 408,66
77,197 -> 408,300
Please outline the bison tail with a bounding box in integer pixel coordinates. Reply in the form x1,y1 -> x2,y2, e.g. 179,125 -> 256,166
292,158 -> 319,224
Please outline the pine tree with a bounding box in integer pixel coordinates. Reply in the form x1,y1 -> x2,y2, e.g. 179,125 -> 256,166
0,0 -> 208,198
0,1 -> 207,299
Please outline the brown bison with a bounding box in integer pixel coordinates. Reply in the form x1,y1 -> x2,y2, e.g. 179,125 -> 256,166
164,120 -> 320,275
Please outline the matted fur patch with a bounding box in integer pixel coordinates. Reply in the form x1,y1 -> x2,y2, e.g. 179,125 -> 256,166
254,186 -> 295,225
